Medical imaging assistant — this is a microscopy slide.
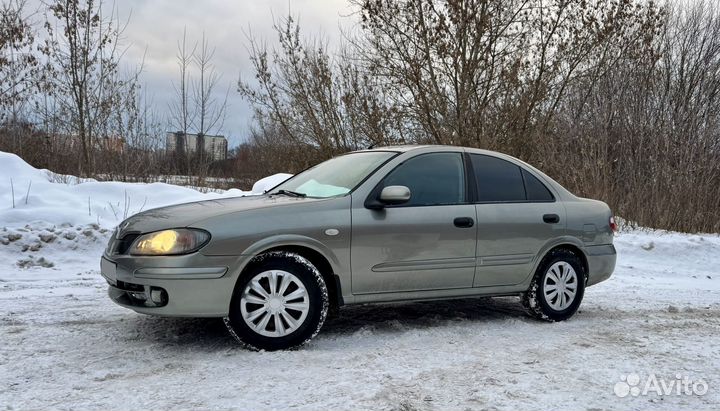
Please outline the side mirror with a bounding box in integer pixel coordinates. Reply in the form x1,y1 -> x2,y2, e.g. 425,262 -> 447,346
380,185 -> 411,204
365,185 -> 412,210
380,185 -> 412,204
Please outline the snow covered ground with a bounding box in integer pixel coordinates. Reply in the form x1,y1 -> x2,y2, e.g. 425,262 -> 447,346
0,152 -> 718,410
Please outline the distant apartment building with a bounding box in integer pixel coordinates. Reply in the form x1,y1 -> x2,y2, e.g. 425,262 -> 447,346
166,132 -> 228,161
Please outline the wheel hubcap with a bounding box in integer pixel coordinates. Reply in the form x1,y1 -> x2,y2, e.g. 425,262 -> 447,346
543,261 -> 578,311
240,270 -> 309,337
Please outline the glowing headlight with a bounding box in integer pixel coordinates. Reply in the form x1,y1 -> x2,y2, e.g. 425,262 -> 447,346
129,229 -> 210,256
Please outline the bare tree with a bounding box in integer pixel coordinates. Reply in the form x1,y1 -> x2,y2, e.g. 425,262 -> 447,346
239,15 -> 405,160
194,32 -> 228,137
0,0 -> 38,123
40,0 -> 139,177
169,27 -> 195,136
352,0 -> 664,156
554,0 -> 720,232
167,30 -> 229,176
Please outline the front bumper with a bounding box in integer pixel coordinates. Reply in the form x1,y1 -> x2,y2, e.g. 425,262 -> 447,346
101,253 -> 247,317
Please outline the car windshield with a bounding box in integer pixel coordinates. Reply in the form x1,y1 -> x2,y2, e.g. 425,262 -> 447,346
269,151 -> 397,198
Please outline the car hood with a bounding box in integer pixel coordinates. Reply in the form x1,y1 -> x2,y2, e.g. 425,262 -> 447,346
116,194 -> 323,236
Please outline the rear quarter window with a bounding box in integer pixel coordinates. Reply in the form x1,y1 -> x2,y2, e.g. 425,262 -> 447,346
522,169 -> 554,201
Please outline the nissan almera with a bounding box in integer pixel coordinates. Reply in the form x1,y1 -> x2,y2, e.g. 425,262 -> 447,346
101,145 -> 616,350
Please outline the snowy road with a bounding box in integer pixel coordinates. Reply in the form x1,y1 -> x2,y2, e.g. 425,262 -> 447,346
1,226 -> 719,410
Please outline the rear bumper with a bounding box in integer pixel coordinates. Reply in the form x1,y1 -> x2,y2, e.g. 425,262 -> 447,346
101,253 -> 246,317
584,244 -> 617,286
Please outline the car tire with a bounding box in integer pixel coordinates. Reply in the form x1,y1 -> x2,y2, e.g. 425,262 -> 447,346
224,251 -> 329,350
522,248 -> 586,322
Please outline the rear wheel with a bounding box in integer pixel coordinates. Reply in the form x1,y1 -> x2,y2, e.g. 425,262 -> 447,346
522,248 -> 585,321
225,251 -> 328,350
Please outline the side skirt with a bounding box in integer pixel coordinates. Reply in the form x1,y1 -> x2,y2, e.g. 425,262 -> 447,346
342,284 -> 529,305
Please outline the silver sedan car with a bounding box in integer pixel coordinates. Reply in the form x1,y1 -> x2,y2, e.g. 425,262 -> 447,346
101,145 -> 616,350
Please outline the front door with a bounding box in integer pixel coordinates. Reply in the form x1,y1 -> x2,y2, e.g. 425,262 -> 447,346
351,152 -> 477,294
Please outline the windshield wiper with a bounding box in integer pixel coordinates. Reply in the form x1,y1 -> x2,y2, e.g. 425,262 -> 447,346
273,189 -> 307,198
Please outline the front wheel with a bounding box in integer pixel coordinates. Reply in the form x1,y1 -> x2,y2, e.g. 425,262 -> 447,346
522,249 -> 586,321
225,251 -> 328,350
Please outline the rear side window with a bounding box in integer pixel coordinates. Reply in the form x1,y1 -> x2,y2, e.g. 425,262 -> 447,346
522,169 -> 554,201
382,152 -> 465,206
470,154 -> 525,202
469,154 -> 554,202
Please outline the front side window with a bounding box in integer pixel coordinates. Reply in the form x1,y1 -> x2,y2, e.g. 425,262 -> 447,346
271,151 -> 397,198
381,152 -> 466,206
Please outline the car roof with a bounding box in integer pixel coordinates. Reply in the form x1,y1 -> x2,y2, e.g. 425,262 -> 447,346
360,144 -> 497,156
354,144 -> 432,153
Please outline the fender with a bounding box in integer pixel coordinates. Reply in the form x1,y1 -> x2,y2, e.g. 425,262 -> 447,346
519,235 -> 589,286
236,234 -> 343,276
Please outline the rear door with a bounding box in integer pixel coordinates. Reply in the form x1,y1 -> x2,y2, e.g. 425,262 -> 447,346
468,154 -> 566,286
351,152 -> 478,294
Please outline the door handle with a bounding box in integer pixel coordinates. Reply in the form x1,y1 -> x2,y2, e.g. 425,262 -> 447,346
453,217 -> 474,228
543,214 -> 560,224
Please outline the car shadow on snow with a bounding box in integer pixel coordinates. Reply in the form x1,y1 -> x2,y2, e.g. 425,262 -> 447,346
122,296 -> 530,347
322,296 -> 529,336
123,315 -> 235,348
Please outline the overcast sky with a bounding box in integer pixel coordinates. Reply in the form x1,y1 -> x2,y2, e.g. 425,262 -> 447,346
113,0 -> 354,147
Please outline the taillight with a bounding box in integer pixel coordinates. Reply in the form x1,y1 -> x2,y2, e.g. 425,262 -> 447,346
609,216 -> 617,233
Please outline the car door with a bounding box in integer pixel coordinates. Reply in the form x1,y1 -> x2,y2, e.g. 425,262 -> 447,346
351,151 -> 478,294
468,153 -> 566,287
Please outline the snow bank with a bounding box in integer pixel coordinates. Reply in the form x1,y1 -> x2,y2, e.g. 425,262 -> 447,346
0,151 -> 290,228
251,173 -> 292,194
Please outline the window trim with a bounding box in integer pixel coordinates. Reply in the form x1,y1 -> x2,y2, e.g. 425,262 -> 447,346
364,151 -> 470,209
467,153 -> 556,204
463,152 -> 478,204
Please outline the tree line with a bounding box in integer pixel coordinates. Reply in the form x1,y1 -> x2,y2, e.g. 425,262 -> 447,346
239,0 -> 720,233
1,0 -> 719,232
